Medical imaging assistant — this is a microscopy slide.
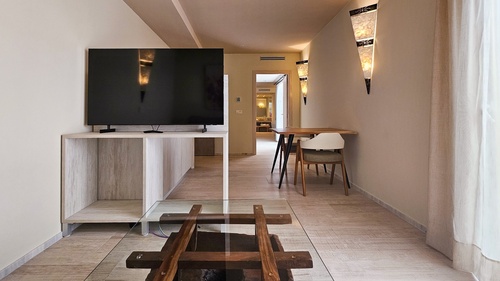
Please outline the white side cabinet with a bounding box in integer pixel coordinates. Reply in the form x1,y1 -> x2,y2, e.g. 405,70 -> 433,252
61,131 -> 229,235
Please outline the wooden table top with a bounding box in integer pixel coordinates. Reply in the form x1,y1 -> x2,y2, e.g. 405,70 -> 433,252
271,127 -> 358,136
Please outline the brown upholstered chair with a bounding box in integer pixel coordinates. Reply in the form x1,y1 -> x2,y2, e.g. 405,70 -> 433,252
279,135 -> 312,175
294,133 -> 348,196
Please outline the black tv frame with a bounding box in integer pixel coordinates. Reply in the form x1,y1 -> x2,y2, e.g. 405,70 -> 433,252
86,48 -> 224,133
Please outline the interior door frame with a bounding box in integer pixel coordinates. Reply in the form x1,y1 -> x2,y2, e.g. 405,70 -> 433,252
252,70 -> 291,155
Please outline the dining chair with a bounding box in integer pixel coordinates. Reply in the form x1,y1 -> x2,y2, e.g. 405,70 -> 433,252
279,136 -> 296,174
279,135 -> 319,175
294,133 -> 349,196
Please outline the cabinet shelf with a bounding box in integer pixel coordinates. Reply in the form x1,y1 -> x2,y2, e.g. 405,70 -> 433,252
64,200 -> 143,223
61,131 -> 228,236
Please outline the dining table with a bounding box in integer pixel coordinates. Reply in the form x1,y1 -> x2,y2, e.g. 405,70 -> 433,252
271,127 -> 358,189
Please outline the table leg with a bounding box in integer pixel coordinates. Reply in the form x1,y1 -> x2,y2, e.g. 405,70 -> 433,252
345,168 -> 351,189
271,134 -> 284,173
278,134 -> 294,189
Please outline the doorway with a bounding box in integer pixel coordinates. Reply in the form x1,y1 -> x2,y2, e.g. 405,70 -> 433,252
253,71 -> 290,154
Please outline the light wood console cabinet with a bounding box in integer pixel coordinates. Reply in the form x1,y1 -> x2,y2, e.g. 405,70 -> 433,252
61,131 -> 228,235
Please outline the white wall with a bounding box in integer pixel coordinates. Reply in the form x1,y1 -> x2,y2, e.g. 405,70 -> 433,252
303,0 -> 436,227
0,0 -> 166,272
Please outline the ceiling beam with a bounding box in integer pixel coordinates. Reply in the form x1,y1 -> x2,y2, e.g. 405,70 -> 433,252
171,0 -> 202,48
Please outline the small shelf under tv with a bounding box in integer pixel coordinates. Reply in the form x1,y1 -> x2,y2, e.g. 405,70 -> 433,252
63,200 -> 142,223
61,131 -> 229,236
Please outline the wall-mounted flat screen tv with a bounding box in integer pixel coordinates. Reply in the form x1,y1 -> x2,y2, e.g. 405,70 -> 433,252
87,48 -> 224,127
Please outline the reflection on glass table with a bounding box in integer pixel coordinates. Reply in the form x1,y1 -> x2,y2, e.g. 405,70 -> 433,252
85,199 -> 333,281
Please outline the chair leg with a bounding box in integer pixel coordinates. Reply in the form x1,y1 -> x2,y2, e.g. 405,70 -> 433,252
298,147 -> 307,196
301,162 -> 307,196
315,164 -> 319,175
294,154 -> 299,185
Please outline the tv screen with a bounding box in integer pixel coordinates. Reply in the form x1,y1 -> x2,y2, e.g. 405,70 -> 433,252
87,48 -> 224,126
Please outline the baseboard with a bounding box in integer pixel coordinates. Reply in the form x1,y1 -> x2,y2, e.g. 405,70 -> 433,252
335,173 -> 427,233
0,232 -> 62,279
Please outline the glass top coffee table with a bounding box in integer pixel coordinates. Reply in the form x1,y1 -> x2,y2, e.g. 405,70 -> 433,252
85,199 -> 333,280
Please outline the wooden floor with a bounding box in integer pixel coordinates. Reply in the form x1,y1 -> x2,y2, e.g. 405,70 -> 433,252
4,133 -> 474,281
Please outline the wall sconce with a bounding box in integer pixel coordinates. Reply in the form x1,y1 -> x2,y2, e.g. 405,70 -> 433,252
296,60 -> 308,104
350,3 -> 378,94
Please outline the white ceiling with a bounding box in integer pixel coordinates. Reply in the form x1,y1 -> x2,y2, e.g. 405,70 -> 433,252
124,0 -> 351,54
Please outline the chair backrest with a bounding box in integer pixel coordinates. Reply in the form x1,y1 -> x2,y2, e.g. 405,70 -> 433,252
300,133 -> 344,150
